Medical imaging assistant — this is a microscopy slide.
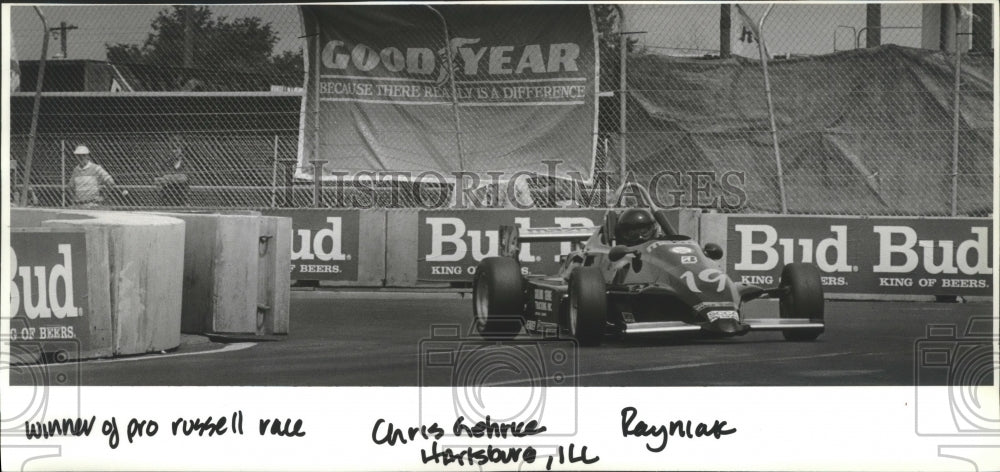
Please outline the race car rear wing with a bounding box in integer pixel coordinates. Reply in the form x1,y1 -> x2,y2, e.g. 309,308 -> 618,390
498,225 -> 597,258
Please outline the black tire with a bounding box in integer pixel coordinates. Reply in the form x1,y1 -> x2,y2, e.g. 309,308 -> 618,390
779,262 -> 825,341
473,257 -> 524,339
568,267 -> 607,346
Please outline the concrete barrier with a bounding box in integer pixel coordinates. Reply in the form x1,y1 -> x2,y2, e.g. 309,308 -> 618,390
319,210 -> 387,287
699,212 -> 994,300
385,210 -> 420,287
161,213 -> 291,335
379,208 -> 702,286
11,208 -> 185,358
280,208 -> 696,287
260,216 -> 292,334
10,226 -> 113,359
261,209 -> 384,286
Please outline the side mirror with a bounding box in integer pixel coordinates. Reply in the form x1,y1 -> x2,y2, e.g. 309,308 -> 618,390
703,243 -> 724,261
499,225 -> 520,258
608,245 -> 633,262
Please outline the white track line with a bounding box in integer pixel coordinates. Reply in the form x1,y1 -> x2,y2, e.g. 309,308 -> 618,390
484,350 -> 860,386
80,342 -> 257,365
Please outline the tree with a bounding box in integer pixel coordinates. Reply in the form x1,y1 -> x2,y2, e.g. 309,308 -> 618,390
594,5 -> 640,54
270,50 -> 305,82
106,6 -> 303,87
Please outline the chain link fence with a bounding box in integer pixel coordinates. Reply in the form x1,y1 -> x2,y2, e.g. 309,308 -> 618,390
10,93 -> 303,207
9,4 -> 994,215
611,3 -> 993,216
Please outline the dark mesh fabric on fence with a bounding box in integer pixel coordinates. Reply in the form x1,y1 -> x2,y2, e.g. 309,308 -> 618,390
625,45 -> 993,216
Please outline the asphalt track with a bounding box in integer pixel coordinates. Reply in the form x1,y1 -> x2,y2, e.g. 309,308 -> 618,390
14,292 -> 994,386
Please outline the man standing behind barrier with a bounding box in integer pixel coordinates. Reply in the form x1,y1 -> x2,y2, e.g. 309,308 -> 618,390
155,135 -> 189,206
69,145 -> 124,207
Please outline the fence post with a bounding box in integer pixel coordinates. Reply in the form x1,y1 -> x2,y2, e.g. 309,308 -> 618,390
277,158 -> 298,207
614,4 -> 628,184
310,159 -> 326,207
271,135 -> 279,208
427,6 -> 465,172
950,18 -> 962,217
313,34 -> 321,177
720,5 -> 731,58
739,4 -> 787,214
21,7 -> 50,206
760,5 -> 786,214
865,4 -> 881,47
61,139 -> 66,207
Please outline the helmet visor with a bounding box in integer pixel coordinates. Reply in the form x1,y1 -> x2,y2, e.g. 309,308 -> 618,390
620,224 -> 656,245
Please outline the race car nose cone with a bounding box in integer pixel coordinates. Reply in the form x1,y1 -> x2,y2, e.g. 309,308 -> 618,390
708,318 -> 746,335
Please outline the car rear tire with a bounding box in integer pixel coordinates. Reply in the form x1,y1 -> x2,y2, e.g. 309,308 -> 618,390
569,267 -> 607,346
779,262 -> 825,341
473,257 -> 524,339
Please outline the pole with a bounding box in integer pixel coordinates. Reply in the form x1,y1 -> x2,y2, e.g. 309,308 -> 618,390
614,4 -> 627,184
59,21 -> 68,58
48,22 -> 77,59
60,139 -> 66,207
310,160 -> 326,207
271,135 -> 279,208
865,4 -> 881,47
755,4 -> 786,213
313,34 -> 321,172
950,6 -> 963,216
427,6 -> 464,172
279,159 -> 297,207
720,5 -> 731,58
21,7 -> 49,206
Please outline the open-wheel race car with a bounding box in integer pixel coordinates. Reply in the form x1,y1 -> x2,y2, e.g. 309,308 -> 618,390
472,183 -> 825,346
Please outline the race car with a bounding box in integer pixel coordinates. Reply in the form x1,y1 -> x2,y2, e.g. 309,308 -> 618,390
472,183 -> 825,346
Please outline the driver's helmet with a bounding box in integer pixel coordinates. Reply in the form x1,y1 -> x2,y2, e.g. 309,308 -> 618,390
616,209 -> 657,246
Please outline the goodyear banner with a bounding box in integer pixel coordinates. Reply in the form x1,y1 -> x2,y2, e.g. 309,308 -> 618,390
299,5 -> 598,181
9,230 -> 90,347
417,209 -> 604,281
724,216 -> 993,296
264,210 -> 361,281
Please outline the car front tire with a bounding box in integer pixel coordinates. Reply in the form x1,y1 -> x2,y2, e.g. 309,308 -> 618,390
569,267 -> 607,346
779,262 -> 825,341
473,257 -> 524,339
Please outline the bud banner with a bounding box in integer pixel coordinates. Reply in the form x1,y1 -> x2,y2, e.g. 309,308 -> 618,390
725,216 -> 993,296
9,230 -> 90,346
263,210 -> 361,281
417,209 -> 604,281
298,5 -> 598,181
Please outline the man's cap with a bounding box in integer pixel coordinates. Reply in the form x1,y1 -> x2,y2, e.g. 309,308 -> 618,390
73,145 -> 91,155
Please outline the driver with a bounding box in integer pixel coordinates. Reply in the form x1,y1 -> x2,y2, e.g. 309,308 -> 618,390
615,209 -> 657,246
